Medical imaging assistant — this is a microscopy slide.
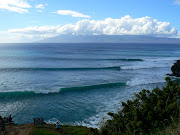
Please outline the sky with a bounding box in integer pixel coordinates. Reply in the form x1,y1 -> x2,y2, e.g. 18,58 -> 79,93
0,0 -> 180,43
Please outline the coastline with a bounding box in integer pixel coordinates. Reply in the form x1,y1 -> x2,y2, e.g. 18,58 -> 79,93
0,44 -> 179,134
1,60 -> 179,135
0,123 -> 97,135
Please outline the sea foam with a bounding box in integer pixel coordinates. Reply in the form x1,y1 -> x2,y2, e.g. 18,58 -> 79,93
121,57 -> 178,70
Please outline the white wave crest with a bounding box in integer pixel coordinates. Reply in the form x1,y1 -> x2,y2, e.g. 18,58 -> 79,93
0,89 -> 61,94
45,118 -> 61,124
126,79 -> 166,86
121,57 -> 178,70
33,89 -> 60,94
121,65 -> 170,70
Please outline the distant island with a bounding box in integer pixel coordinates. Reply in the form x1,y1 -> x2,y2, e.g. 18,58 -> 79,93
38,35 -> 180,43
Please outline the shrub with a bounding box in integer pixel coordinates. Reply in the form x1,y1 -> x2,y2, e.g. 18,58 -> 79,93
100,77 -> 180,135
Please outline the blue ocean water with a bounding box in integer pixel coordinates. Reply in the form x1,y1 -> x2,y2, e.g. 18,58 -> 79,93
0,43 -> 180,128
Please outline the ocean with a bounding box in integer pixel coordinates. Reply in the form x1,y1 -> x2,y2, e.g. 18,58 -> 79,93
0,43 -> 180,128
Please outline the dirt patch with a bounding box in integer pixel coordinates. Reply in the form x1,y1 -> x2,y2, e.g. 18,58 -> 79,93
0,123 -> 33,135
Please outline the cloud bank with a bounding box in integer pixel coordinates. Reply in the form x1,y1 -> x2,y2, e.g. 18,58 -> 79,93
55,10 -> 91,18
0,0 -> 31,13
8,15 -> 177,41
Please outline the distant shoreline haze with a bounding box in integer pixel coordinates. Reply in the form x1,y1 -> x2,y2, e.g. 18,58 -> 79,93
37,35 -> 180,44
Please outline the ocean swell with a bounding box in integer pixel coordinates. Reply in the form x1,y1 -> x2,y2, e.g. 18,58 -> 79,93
0,66 -> 121,72
0,82 -> 126,95
60,82 -> 126,92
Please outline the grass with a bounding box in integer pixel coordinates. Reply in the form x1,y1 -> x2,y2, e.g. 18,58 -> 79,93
30,124 -> 97,135
31,128 -> 60,135
61,125 -> 93,135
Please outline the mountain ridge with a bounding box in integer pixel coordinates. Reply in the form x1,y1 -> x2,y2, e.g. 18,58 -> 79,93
38,34 -> 180,43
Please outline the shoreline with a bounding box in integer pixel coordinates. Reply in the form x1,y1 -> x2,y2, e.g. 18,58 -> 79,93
0,123 -> 97,135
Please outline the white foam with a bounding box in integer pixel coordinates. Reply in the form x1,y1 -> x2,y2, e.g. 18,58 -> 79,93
121,57 -> 177,70
126,78 -> 166,86
45,118 -> 61,124
126,63 -> 169,86
0,88 -> 61,94
121,64 -> 169,70
74,112 -> 111,129
34,89 -> 60,94
45,114 -> 111,129
144,57 -> 178,61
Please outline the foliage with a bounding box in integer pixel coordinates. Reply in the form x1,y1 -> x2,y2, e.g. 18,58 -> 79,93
150,120 -> 180,135
100,77 -> 180,135
63,126 -> 95,135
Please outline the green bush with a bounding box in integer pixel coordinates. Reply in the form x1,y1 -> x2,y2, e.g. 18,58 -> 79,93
100,77 -> 180,135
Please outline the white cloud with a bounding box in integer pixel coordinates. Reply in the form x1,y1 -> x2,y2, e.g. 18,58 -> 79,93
35,4 -> 44,9
9,25 -> 60,34
55,10 -> 91,18
174,0 -> 180,5
8,25 -> 61,41
0,0 -> 31,13
8,15 -> 177,41
37,10 -> 43,12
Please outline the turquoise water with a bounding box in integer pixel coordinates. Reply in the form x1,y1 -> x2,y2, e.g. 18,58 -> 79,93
0,43 -> 180,128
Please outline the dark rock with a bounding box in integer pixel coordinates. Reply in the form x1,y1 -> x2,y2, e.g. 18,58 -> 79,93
171,60 -> 180,77
166,73 -> 173,76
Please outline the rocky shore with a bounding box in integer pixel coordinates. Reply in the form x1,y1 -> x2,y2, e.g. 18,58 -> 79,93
171,60 -> 180,77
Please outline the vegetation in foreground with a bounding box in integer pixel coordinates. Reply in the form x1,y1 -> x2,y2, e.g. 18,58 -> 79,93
150,121 -> 180,135
30,124 -> 99,135
100,77 -> 180,135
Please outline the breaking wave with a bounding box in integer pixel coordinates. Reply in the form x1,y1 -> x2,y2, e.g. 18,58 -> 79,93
0,82 -> 126,95
60,82 -> 126,92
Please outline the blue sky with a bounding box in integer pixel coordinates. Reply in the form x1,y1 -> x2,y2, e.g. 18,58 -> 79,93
0,0 -> 180,42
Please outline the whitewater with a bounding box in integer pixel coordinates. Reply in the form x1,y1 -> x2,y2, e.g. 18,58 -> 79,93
0,43 -> 180,128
